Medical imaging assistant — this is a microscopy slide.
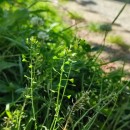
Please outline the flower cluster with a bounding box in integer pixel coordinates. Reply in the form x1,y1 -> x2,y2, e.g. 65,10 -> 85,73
30,16 -> 44,26
30,16 -> 49,41
37,31 -> 49,40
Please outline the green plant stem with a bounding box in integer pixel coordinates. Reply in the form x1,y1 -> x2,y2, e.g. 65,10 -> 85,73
30,60 -> 36,123
29,39 -> 37,130
94,2 -> 127,63
100,98 -> 117,130
50,60 -> 66,130
72,93 -> 118,130
18,100 -> 27,130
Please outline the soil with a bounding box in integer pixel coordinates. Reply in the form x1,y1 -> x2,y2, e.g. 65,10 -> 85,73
58,0 -> 130,79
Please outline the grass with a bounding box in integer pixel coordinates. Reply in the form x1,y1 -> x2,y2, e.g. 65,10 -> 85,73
107,35 -> 125,45
0,0 -> 130,130
107,35 -> 129,49
68,11 -> 85,21
87,22 -> 112,33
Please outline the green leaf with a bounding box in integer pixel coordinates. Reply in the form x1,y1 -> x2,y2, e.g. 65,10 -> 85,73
0,81 -> 19,93
53,56 -> 58,60
0,8 -> 29,31
67,95 -> 71,99
6,103 -> 12,119
69,78 -> 74,83
1,36 -> 28,52
0,61 -> 18,72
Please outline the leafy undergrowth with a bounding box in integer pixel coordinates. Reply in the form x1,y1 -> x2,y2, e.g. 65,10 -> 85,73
0,0 -> 130,130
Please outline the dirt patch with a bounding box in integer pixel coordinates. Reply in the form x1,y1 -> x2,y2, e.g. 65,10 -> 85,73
57,0 -> 130,79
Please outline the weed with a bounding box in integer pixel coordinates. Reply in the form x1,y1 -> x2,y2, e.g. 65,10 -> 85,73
108,35 -> 125,44
107,35 -> 129,49
0,0 -> 130,130
68,11 -> 85,21
87,22 -> 112,33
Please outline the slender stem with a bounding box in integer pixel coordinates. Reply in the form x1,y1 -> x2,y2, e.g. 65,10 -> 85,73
50,60 -> 65,130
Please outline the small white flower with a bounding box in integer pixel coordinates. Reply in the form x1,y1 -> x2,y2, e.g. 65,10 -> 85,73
30,16 -> 44,26
37,31 -> 49,40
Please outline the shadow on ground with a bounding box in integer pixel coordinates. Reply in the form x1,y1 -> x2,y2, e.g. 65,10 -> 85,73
84,9 -> 98,14
110,0 -> 130,4
78,1 -> 96,6
91,42 -> 130,64
70,0 -> 97,6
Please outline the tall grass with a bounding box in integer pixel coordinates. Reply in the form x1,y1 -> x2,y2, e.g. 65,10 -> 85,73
0,0 -> 130,130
